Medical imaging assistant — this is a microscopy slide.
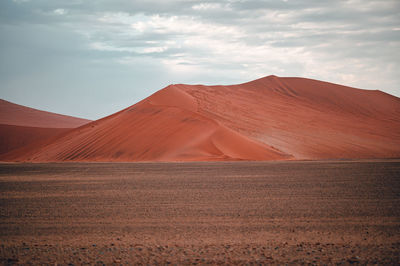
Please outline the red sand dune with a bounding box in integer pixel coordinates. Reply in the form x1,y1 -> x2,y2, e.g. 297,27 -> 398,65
0,124 -> 71,156
0,99 -> 90,128
3,76 -> 400,161
0,99 -> 90,156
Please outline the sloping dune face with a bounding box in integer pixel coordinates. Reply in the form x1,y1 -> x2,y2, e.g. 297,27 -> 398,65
10,76 -> 400,161
0,99 -> 91,157
0,99 -> 91,128
19,86 -> 288,161
0,125 -> 70,156
177,76 -> 400,159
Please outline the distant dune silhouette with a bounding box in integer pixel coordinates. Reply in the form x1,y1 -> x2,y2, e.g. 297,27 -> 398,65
1,76 -> 399,161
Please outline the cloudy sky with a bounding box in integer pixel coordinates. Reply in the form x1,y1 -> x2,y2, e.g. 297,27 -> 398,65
0,0 -> 399,119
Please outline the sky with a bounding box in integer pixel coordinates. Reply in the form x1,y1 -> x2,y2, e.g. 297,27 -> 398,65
0,0 -> 399,120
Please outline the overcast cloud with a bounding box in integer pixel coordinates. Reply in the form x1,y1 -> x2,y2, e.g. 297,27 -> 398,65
0,0 -> 399,119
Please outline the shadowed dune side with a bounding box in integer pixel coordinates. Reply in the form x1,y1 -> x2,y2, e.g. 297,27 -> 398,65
0,99 -> 91,158
0,124 -> 70,156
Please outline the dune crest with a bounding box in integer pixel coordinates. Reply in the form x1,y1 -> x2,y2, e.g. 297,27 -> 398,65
2,76 -> 400,162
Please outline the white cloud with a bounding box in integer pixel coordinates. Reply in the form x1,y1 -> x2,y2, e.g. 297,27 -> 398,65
142,46 -> 167,53
192,3 -> 223,10
131,21 -> 147,32
69,4 -> 399,95
1,0 -> 399,112
53,9 -> 67,15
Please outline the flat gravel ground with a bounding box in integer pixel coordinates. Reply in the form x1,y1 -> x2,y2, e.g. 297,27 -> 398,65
0,160 -> 399,264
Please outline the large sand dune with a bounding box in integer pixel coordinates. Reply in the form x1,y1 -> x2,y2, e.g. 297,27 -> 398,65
3,76 -> 400,161
0,99 -> 90,156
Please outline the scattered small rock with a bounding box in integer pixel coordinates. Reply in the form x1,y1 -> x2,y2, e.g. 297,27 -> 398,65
347,256 -> 361,264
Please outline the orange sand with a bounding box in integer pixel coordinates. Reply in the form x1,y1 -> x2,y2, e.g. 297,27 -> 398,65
0,99 -> 90,158
0,124 -> 70,156
3,76 -> 400,161
0,99 -> 90,128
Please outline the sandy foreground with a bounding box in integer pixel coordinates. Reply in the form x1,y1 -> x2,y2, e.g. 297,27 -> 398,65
0,160 -> 399,265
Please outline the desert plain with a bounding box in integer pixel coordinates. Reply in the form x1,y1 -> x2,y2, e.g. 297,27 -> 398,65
1,76 -> 400,264
1,160 -> 399,264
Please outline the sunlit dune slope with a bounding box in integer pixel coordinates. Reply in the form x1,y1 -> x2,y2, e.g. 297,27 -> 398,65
177,76 -> 400,159
5,76 -> 400,161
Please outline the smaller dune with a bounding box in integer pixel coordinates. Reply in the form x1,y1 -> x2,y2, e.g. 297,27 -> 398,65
0,99 -> 90,158
0,99 -> 90,128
